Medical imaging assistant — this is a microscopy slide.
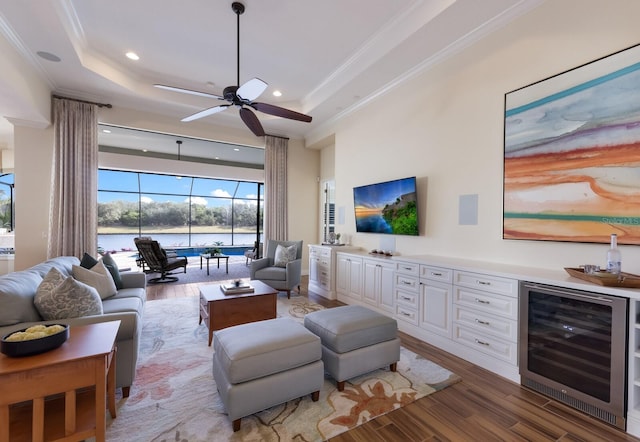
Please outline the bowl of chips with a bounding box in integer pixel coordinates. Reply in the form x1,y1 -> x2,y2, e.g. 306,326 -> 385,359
1,324 -> 69,357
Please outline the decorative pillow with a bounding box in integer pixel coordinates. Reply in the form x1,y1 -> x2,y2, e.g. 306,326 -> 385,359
72,261 -> 117,300
274,244 -> 297,267
34,276 -> 103,320
80,252 -> 99,269
101,253 -> 123,290
36,267 -> 66,298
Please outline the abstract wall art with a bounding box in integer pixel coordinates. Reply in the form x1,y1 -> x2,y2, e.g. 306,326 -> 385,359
504,43 -> 640,244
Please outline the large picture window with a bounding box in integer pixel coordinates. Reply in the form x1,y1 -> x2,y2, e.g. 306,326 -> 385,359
98,169 -> 263,253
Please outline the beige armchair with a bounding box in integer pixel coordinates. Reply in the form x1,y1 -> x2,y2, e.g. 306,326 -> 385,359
250,240 -> 302,298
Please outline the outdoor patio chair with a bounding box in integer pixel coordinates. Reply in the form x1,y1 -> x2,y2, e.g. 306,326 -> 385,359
134,237 -> 187,283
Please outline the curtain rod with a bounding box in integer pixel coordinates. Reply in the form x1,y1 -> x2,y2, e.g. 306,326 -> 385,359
52,95 -> 112,109
265,133 -> 290,140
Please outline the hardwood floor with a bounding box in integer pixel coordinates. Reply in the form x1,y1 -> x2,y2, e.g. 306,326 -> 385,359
146,277 -> 639,442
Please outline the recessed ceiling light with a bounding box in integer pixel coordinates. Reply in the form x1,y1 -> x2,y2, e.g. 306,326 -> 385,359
102,129 -> 111,134
234,148 -> 240,151
125,51 -> 140,61
273,90 -> 282,97
37,51 -> 61,62
142,149 -> 148,152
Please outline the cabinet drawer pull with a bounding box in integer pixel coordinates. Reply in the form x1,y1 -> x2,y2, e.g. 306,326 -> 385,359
431,272 -> 442,276
475,298 -> 490,304
474,339 -> 490,346
402,281 -> 413,286
402,266 -> 412,271
477,280 -> 491,286
401,296 -> 412,301
401,312 -> 412,317
475,319 -> 490,325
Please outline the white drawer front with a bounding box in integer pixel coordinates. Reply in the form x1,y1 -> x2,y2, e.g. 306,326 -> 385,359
454,325 -> 517,365
454,287 -> 518,320
395,274 -> 419,292
396,261 -> 419,276
395,290 -> 418,308
454,306 -> 517,342
420,265 -> 453,283
396,304 -> 418,325
454,271 -> 518,297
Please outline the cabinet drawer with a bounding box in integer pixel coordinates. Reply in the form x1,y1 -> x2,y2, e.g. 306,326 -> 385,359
395,274 -> 419,292
453,325 -> 517,365
396,261 -> 419,276
395,289 -> 418,308
420,265 -> 453,283
396,304 -> 418,326
454,287 -> 518,320
454,271 -> 518,297
454,306 -> 517,342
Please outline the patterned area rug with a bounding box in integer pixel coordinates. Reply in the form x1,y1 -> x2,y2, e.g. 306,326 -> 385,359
106,296 -> 460,441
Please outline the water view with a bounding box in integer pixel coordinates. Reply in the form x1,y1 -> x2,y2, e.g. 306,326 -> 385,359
98,233 -> 259,255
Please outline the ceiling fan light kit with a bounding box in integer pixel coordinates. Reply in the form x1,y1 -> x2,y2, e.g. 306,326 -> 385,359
154,1 -> 312,136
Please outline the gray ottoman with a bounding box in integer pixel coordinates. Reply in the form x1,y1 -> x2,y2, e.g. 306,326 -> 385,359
304,305 -> 400,391
212,317 -> 323,431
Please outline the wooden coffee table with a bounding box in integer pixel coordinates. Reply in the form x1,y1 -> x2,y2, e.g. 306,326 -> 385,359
199,280 -> 278,346
0,321 -> 120,442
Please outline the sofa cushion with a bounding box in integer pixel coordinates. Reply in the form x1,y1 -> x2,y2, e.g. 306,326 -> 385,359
36,267 -> 66,298
102,296 -> 144,316
274,244 -> 297,267
34,276 -> 103,320
0,270 -> 44,326
214,317 -> 321,384
72,261 -> 117,300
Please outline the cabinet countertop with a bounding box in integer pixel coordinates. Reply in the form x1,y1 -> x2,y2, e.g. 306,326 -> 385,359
334,250 -> 640,299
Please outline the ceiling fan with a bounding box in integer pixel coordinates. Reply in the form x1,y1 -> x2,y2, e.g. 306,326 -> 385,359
154,2 -> 312,137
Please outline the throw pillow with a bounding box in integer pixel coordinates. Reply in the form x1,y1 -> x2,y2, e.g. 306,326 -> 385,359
80,252 -> 99,269
72,261 -> 117,300
101,253 -> 123,289
34,276 -> 103,320
274,244 -> 297,267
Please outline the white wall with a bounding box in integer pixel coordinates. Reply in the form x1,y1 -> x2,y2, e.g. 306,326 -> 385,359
329,0 -> 640,273
14,124 -> 54,269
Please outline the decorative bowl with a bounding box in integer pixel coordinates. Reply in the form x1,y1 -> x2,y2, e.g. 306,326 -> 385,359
1,324 -> 69,357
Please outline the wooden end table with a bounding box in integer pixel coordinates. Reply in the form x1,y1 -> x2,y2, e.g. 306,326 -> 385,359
199,253 -> 229,275
199,280 -> 277,346
0,321 -> 120,442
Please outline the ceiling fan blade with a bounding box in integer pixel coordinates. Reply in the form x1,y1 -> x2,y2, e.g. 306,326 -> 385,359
239,107 -> 265,136
237,78 -> 268,102
155,84 -> 223,100
253,102 -> 312,122
181,104 -> 230,122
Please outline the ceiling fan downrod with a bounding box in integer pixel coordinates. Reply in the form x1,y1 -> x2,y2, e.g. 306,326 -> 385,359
232,2 -> 244,88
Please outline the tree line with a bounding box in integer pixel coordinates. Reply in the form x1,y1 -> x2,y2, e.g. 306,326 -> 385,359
98,199 -> 260,228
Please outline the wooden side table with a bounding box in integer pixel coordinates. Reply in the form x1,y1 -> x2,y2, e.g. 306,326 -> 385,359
199,281 -> 277,346
0,321 -> 120,442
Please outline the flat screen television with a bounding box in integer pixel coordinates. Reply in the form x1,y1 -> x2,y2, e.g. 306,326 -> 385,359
353,176 -> 419,235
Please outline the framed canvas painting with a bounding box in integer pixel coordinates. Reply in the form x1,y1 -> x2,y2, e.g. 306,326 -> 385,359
504,43 -> 640,244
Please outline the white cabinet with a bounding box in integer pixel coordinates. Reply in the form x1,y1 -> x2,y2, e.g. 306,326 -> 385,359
452,270 -> 518,366
419,265 -> 452,338
363,258 -> 395,312
336,253 -> 363,302
308,245 -> 357,300
394,261 -> 420,326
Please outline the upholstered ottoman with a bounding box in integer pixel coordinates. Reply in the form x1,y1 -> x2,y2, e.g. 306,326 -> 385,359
304,305 -> 400,391
212,317 -> 323,431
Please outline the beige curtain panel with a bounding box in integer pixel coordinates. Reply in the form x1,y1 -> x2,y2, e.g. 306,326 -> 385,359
49,97 -> 99,258
264,135 -> 288,242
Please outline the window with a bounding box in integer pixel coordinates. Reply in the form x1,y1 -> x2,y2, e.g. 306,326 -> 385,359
97,169 -> 263,252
